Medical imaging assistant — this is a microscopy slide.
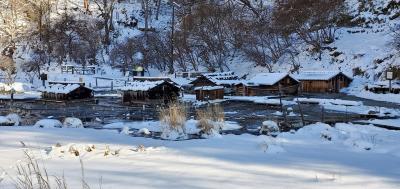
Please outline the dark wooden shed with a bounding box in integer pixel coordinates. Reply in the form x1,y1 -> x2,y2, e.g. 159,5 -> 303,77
120,80 -> 180,103
243,73 -> 299,96
293,71 -> 352,93
194,86 -> 225,101
40,82 -> 93,100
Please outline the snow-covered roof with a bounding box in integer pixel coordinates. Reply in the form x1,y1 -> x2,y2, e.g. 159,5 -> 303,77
202,72 -> 241,85
292,71 -> 352,81
245,73 -> 293,86
171,77 -> 193,87
118,81 -> 167,91
48,81 -> 85,85
39,84 -> 83,94
133,76 -> 171,81
203,71 -> 236,77
194,86 -> 224,91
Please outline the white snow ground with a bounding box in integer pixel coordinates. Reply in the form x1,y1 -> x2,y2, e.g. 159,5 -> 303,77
0,123 -> 399,189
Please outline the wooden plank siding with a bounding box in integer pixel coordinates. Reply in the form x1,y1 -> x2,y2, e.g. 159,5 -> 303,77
195,89 -> 224,101
42,86 -> 93,100
241,75 -> 299,96
122,82 -> 180,104
300,73 -> 352,93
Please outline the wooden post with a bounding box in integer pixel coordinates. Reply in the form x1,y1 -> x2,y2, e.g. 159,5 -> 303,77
296,100 -> 305,127
321,106 -> 325,123
111,81 -> 114,91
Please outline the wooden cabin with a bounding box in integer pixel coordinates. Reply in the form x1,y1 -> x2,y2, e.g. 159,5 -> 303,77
119,80 -> 180,104
40,82 -> 93,100
293,71 -> 352,93
194,86 -> 224,101
189,72 -> 241,94
242,73 -> 299,96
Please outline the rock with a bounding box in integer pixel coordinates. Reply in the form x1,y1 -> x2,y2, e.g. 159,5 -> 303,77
63,117 -> 83,128
34,119 -> 63,128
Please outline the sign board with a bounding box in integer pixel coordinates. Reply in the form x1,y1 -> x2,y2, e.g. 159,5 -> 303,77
387,71 -> 393,80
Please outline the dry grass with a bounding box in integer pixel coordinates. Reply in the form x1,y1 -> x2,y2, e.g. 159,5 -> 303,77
196,104 -> 225,135
12,151 -> 68,189
196,110 -> 214,134
159,102 -> 187,133
9,151 -> 95,189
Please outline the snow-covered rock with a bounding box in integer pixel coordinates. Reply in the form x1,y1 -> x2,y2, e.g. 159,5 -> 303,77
63,117 -> 83,128
0,114 -> 21,126
138,128 -> 151,135
260,120 -> 280,135
6,114 -> 21,126
34,119 -> 63,128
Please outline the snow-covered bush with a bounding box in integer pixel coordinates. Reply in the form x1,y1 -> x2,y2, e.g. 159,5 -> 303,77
0,82 -> 31,93
159,103 -> 187,140
196,104 -> 224,138
0,113 -> 21,126
63,117 -> 83,128
34,119 -> 63,128
138,128 -> 151,135
259,120 -> 280,136
6,114 -> 21,126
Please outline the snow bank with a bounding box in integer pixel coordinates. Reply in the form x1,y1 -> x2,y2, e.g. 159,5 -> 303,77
63,117 -> 83,128
260,120 -> 279,135
1,122 -> 400,188
0,82 -> 32,92
0,114 -> 21,126
34,119 -> 63,128
296,98 -> 363,106
226,96 -> 296,106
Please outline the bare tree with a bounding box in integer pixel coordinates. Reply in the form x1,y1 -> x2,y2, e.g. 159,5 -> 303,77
393,24 -> 400,52
274,0 -> 346,59
0,0 -> 28,49
0,55 -> 17,85
94,0 -> 116,47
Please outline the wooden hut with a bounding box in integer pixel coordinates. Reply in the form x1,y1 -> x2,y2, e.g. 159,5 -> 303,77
119,80 -> 180,103
189,72 -> 241,94
40,82 -> 93,100
242,73 -> 299,96
293,71 -> 352,93
194,86 -> 224,101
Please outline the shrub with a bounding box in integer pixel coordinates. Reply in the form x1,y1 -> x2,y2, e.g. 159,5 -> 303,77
196,104 -> 225,137
159,102 -> 187,140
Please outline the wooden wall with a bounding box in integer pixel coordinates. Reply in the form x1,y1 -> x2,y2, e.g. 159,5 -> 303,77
122,82 -> 180,103
241,75 -> 299,96
42,86 -> 93,100
300,74 -> 352,93
195,89 -> 224,101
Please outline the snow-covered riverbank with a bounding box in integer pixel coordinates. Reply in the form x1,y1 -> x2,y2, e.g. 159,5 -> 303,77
0,122 -> 399,189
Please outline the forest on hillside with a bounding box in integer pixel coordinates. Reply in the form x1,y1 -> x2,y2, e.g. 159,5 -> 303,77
0,0 -> 399,82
